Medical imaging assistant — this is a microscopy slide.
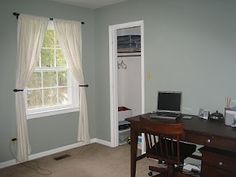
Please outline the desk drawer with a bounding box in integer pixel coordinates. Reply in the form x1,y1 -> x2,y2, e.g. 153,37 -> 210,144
185,132 -> 236,152
201,164 -> 235,177
176,172 -> 200,177
200,147 -> 236,173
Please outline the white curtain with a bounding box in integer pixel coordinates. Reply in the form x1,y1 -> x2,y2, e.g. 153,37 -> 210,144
15,14 -> 48,162
54,19 -> 90,143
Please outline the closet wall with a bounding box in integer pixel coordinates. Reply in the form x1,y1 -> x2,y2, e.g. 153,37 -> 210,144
117,56 -> 141,116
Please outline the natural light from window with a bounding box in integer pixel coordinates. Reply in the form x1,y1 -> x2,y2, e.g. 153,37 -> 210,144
26,23 -> 79,119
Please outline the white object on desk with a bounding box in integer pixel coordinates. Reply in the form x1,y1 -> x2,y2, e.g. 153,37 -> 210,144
182,115 -> 193,119
183,164 -> 200,172
225,109 -> 236,126
199,108 -> 209,120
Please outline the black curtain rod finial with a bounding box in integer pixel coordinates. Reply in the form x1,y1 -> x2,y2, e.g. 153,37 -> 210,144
13,12 -> 85,24
13,12 -> 19,19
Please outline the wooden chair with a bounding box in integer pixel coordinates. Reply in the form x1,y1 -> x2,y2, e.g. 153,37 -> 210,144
141,118 -> 196,177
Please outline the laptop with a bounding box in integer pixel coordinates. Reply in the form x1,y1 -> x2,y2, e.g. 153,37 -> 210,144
150,91 -> 182,120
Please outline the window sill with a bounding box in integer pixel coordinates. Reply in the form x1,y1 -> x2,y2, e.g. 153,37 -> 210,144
27,107 -> 79,120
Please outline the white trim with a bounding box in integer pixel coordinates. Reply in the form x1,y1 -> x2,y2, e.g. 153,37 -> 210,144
0,141 -> 85,169
109,20 -> 145,149
27,107 -> 79,119
0,138 -> 111,169
0,159 -> 16,169
140,21 -> 145,116
29,141 -> 86,160
109,25 -> 119,147
90,138 -> 112,147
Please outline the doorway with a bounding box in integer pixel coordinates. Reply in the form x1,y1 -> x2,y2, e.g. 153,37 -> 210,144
109,21 -> 145,149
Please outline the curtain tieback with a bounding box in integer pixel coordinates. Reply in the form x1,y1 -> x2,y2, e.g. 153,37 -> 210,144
79,84 -> 89,88
13,89 -> 24,92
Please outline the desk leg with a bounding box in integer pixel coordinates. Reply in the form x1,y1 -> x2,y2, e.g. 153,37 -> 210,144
130,124 -> 138,177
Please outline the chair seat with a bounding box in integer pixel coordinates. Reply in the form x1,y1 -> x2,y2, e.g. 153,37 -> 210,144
147,140 -> 196,162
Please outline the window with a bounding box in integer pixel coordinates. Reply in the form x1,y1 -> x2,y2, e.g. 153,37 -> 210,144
26,23 -> 79,119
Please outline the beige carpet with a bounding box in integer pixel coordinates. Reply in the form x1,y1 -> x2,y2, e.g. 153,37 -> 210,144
0,143 -> 157,177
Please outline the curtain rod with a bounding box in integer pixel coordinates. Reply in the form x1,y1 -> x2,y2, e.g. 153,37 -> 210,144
13,12 -> 85,24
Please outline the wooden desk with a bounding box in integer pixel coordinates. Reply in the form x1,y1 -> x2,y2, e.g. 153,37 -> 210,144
126,114 -> 236,177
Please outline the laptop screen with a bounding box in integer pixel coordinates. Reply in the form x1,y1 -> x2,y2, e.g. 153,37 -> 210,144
157,91 -> 182,112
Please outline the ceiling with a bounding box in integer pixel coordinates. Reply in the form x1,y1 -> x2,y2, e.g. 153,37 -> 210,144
49,0 -> 127,9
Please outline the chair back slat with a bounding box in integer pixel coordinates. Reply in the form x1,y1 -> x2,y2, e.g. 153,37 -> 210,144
171,138 -> 174,157
141,118 -> 184,165
159,135 -> 163,156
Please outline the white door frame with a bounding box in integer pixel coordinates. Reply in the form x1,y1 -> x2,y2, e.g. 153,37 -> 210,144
109,20 -> 145,147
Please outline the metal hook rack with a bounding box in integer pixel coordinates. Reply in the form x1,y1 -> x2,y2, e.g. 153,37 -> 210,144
117,60 -> 127,69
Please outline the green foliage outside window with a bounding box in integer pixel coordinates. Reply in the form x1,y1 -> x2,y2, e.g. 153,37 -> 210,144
43,30 -> 54,48
27,28 -> 70,109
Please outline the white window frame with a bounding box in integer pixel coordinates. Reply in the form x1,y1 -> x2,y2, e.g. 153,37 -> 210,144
26,22 -> 79,119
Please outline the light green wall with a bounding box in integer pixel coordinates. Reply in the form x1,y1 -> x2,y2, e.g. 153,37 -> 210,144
2,0 -> 236,163
94,0 -> 236,141
0,0 -> 96,162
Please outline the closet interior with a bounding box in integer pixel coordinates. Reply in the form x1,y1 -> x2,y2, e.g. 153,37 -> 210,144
117,26 -> 142,145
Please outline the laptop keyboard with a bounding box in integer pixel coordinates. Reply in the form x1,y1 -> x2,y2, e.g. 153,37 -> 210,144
156,112 -> 180,117
150,114 -> 177,120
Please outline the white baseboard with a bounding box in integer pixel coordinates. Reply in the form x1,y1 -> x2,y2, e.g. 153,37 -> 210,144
0,159 -> 17,169
90,138 -> 112,147
29,141 -> 87,160
0,138 -> 111,169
